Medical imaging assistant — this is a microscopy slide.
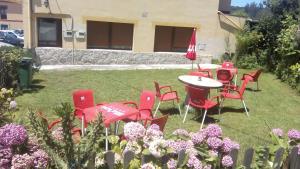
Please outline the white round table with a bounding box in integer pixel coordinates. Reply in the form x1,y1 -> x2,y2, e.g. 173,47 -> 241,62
178,75 -> 223,89
198,63 -> 221,70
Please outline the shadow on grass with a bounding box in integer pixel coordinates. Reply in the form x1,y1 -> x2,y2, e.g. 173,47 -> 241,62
220,107 -> 249,114
159,107 -> 181,116
21,79 -> 45,94
246,87 -> 261,92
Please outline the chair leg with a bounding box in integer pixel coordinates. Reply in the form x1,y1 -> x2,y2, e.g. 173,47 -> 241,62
115,121 -> 120,135
81,116 -> 85,136
218,98 -> 224,116
183,104 -> 190,123
242,99 -> 249,116
105,127 -> 109,151
154,101 -> 161,117
177,102 -> 182,116
234,74 -> 238,86
200,109 -> 208,130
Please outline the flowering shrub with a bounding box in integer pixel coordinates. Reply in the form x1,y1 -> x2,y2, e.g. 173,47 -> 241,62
251,128 -> 300,168
0,123 -> 49,169
0,87 -> 17,126
105,123 -> 240,169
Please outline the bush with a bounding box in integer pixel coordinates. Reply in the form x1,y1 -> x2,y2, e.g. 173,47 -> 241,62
0,47 -> 37,88
29,103 -> 106,169
236,54 -> 260,69
0,87 -> 17,126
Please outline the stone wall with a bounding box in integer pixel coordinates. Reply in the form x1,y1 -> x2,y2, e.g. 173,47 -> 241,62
34,47 -> 212,65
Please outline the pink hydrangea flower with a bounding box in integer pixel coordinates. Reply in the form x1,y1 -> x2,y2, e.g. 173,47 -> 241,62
11,153 -> 34,169
0,147 -> 12,167
222,155 -> 233,168
288,129 -> 300,140
204,124 -> 222,138
32,149 -> 49,168
51,127 -> 64,141
124,122 -> 145,141
272,128 -> 284,137
0,124 -> 28,146
141,163 -> 155,169
207,137 -> 223,150
167,159 -> 177,169
222,137 -> 240,153
172,129 -> 190,137
190,132 -> 205,145
187,156 -> 202,169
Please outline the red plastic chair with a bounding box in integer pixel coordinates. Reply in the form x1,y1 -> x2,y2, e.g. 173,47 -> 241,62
72,89 -> 104,135
144,115 -> 169,131
197,64 -> 214,78
222,61 -> 238,84
222,61 -> 235,69
189,71 -> 212,78
184,86 -> 220,129
241,69 -> 262,90
219,78 -> 250,116
36,112 -> 81,137
154,81 -> 181,117
216,68 -> 234,90
122,90 -> 156,122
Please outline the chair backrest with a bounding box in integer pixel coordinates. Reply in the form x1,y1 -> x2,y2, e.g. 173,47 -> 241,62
222,61 -> 234,68
72,89 -> 95,116
154,81 -> 161,98
186,85 -> 209,106
239,79 -> 250,96
150,115 -> 169,131
217,69 -> 233,83
188,71 -> 211,78
139,90 -> 156,111
252,69 -> 263,81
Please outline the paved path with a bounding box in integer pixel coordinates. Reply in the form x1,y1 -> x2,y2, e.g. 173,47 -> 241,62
40,64 -> 197,70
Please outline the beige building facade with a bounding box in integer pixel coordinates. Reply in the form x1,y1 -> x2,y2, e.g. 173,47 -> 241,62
0,0 -> 22,30
23,0 -> 245,65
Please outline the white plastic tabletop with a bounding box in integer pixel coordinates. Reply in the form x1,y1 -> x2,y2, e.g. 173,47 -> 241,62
198,63 -> 222,69
178,75 -> 223,88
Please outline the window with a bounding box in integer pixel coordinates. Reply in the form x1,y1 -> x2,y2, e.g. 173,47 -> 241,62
154,26 -> 193,52
87,21 -> 133,50
0,24 -> 8,30
37,18 -> 62,47
0,6 -> 7,20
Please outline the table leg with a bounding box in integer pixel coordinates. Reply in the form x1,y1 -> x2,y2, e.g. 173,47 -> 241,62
234,74 -> 237,86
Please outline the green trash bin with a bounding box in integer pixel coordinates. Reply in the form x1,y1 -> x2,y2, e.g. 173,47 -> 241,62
18,57 -> 33,89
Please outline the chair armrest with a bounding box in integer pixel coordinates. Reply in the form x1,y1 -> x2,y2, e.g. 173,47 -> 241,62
159,85 -> 172,91
48,118 -> 62,130
122,101 -> 139,109
161,91 -> 179,99
96,102 -> 108,106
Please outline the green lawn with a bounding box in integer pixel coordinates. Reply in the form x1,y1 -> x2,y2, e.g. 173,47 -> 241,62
15,69 -> 300,158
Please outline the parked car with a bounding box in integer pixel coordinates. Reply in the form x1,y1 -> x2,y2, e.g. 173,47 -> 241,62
0,30 -> 24,47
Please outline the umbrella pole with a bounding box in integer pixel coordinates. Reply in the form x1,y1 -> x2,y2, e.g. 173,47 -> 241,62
192,60 -> 194,70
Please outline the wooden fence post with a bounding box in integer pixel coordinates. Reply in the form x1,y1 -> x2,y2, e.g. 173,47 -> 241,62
229,149 -> 239,169
288,147 -> 300,169
272,147 -> 285,169
243,148 -> 254,169
123,151 -> 135,169
104,151 -> 115,169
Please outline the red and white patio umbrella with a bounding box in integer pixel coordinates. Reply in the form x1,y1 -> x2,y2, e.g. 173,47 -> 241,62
186,28 -> 197,69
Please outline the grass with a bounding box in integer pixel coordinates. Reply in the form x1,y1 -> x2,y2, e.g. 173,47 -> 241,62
15,69 -> 300,160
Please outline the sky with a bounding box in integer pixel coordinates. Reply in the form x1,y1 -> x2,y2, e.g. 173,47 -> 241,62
231,0 -> 264,7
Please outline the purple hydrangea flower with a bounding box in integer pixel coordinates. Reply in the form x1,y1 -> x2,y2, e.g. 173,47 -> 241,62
204,124 -> 222,138
187,156 -> 202,169
32,149 -> 49,169
9,100 -> 17,109
167,140 -> 194,153
0,146 -> 12,167
26,136 -> 40,153
288,129 -> 300,140
190,132 -> 205,145
141,163 -> 155,169
172,129 -> 190,137
272,128 -> 284,137
51,127 -> 64,141
222,155 -> 233,168
143,125 -> 163,147
11,153 -> 34,169
167,159 -> 177,169
222,137 -> 240,153
148,124 -> 160,131
124,122 -> 145,141
0,124 -> 28,146
207,137 -> 223,150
